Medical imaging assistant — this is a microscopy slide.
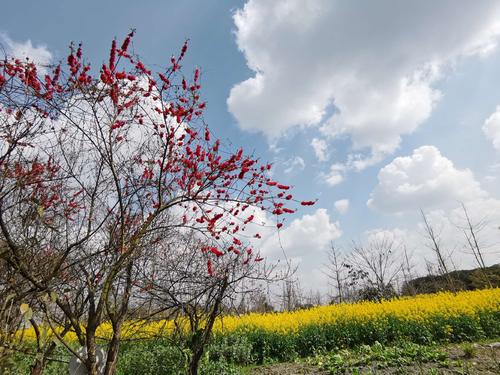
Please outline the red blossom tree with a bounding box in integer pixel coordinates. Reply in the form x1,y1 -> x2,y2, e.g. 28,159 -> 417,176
0,32 -> 313,374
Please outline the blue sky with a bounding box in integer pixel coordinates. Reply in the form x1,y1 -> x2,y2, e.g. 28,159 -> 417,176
3,0 -> 500,294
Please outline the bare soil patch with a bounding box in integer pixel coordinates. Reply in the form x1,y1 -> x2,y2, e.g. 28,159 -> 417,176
249,342 -> 499,374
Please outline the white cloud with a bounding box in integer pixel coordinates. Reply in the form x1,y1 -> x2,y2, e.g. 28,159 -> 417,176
365,228 -> 407,247
334,199 -> 349,214
228,0 -> 500,163
311,138 -> 328,162
364,196 -> 500,277
261,208 -> 341,258
283,156 -> 305,174
483,105 -> 500,150
259,208 -> 342,294
368,146 -> 486,213
0,33 -> 52,73
324,163 -> 345,186
364,145 -> 500,274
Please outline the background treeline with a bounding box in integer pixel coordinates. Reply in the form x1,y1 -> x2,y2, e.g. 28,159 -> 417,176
402,263 -> 500,295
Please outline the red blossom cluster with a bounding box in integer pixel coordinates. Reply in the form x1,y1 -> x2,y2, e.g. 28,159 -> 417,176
0,157 -> 84,222
0,31 -> 316,277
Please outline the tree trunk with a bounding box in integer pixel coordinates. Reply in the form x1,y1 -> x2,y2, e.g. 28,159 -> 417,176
30,321 -> 70,375
86,326 -> 99,375
103,261 -> 133,375
103,326 -> 122,375
30,358 -> 45,375
30,342 -> 56,375
188,278 -> 228,375
188,348 -> 203,375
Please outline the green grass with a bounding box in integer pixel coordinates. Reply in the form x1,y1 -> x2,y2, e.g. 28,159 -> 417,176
308,342 -> 450,374
4,338 -> 500,374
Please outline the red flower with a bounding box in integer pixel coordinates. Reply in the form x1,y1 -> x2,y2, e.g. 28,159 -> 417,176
141,168 -> 154,180
244,215 -> 254,224
277,184 -> 290,190
111,120 -> 126,130
209,247 -> 223,257
300,201 -> 316,206
109,39 -> 117,72
158,73 -> 170,85
121,30 -> 134,52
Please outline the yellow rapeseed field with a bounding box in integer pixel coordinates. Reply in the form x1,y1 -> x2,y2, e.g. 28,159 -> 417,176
214,288 -> 500,334
18,288 -> 500,342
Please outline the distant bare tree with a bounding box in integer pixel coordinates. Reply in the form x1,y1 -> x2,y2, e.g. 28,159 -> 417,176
457,202 -> 492,288
280,278 -> 303,311
304,290 -> 322,307
242,286 -> 274,313
324,243 -> 347,303
348,234 -> 403,300
400,246 -> 417,296
420,210 -> 456,292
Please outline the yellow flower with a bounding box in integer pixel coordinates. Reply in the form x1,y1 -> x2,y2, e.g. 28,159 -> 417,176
18,288 -> 500,341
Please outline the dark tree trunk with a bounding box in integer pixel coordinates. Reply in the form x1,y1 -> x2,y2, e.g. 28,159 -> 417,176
103,326 -> 122,375
30,358 -> 45,375
188,348 -> 204,375
103,261 -> 133,375
86,330 -> 99,375
30,320 -> 71,375
188,278 -> 228,375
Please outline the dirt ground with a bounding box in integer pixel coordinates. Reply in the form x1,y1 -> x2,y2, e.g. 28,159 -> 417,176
250,343 -> 500,375
251,363 -> 329,375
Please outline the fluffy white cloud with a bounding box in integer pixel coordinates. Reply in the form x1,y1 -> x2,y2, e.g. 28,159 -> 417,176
283,156 -> 305,174
365,228 -> 407,246
0,33 -> 52,73
483,105 -> 500,150
324,163 -> 345,186
259,208 -> 342,294
311,138 -> 328,162
261,208 -> 341,258
368,146 -> 486,213
334,199 -> 349,214
365,145 -> 500,275
228,0 -> 500,161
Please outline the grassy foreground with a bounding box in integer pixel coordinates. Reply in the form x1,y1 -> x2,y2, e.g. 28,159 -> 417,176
250,340 -> 500,374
